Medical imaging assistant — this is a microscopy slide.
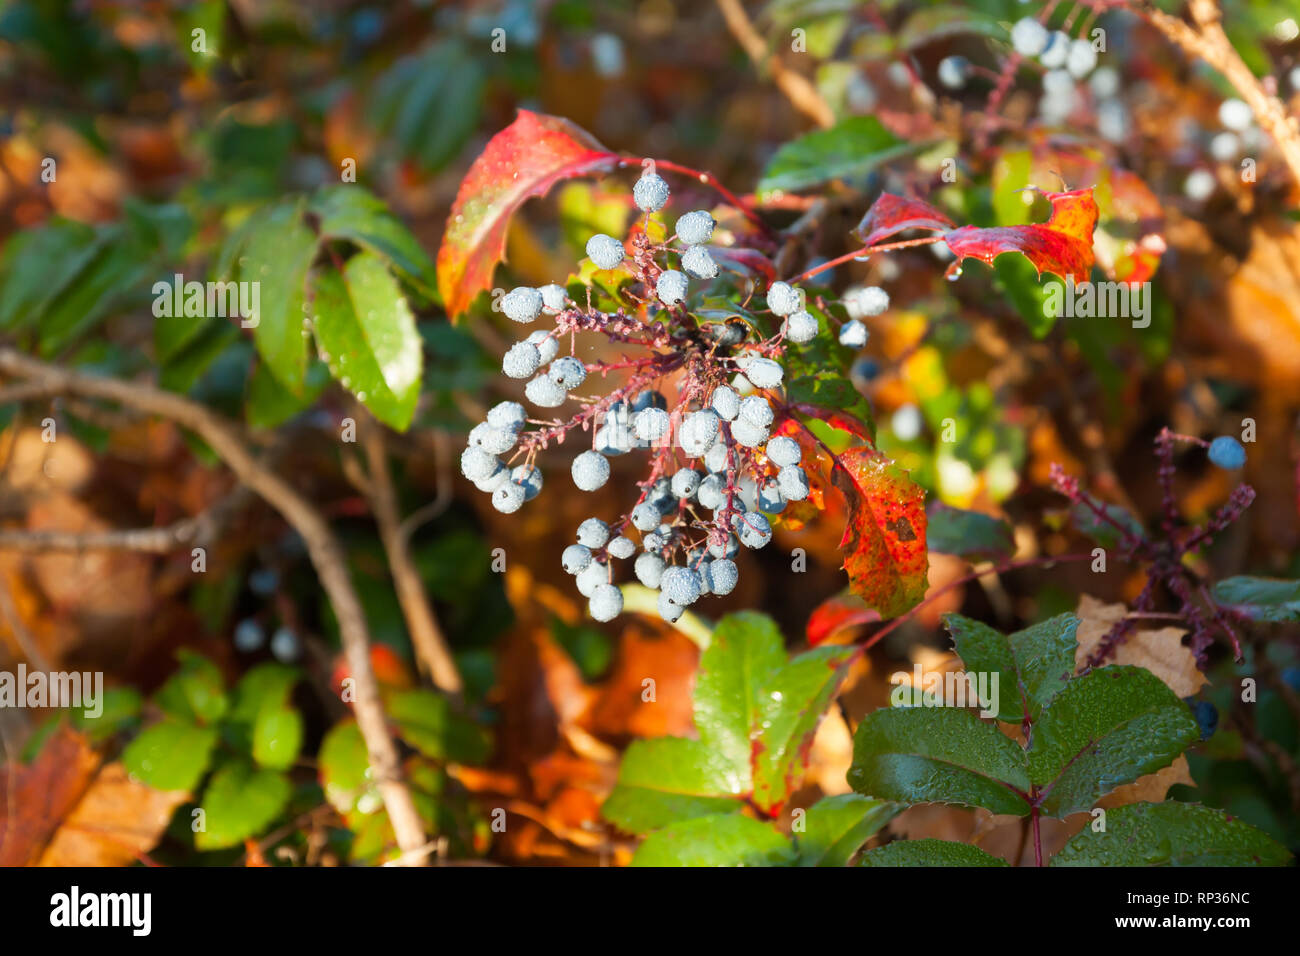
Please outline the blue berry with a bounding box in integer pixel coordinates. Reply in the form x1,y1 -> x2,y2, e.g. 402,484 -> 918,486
595,423 -> 634,456
234,618 -> 265,652
1011,18 -> 1049,57
460,446 -> 497,482
539,283 -> 568,313
589,583 -> 624,622
525,374 -> 567,408
634,552 -> 665,588
658,591 -> 683,623
703,442 -> 731,475
473,462 -> 509,493
634,407 -> 671,442
697,473 -> 727,510
839,319 -> 868,347
631,501 -> 661,531
735,511 -> 772,549
783,310 -> 818,343
270,626 -> 300,662
575,560 -> 607,597
511,464 -> 543,500
679,409 -> 719,457
671,468 -> 702,499
571,450 -> 611,491
938,55 -> 968,89
577,518 -> 610,548
708,533 -> 739,559
472,423 -> 516,455
656,269 -> 689,306
745,358 -> 784,389
765,436 -> 801,468
661,566 -> 701,606
586,233 -> 625,270
492,481 -> 526,513
632,389 -> 667,412
1040,30 -> 1069,68
711,386 -> 740,421
731,417 -> 769,448
633,171 -> 670,212
778,465 -> 810,501
1187,699 -> 1219,741
502,287 -> 543,323
1208,436 -> 1246,470
739,395 -> 773,428
528,330 -> 559,364
503,341 -> 541,379
766,281 -> 802,316
705,558 -> 738,595
548,356 -> 587,390
562,544 -> 593,574
607,536 -> 636,559
757,477 -> 786,513
487,401 -> 526,431
849,286 -> 889,317
681,245 -> 718,279
675,210 -> 715,245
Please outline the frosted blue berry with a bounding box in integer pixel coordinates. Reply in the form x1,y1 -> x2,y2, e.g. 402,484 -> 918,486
839,319 -> 868,348
1207,436 -> 1246,470
675,210 -> 716,245
511,464 -> 543,500
783,310 -> 818,343
503,341 -> 541,379
671,468 -> 702,499
234,618 -> 265,652
502,287 -> 543,323
708,533 -> 739,559
562,544 -> 593,574
607,536 -> 635,559
703,442 -> 730,475
739,395 -> 774,428
525,374 -> 567,408
460,446 -> 497,482
1011,18 -> 1049,57
658,591 -> 683,623
549,355 -> 587,390
1219,98 -> 1253,132
745,358 -> 784,389
577,518 -> 610,548
697,473 -> 727,510
575,560 -> 607,597
635,552 -> 665,588
589,584 -> 623,622
487,401 -> 526,432
1066,38 -> 1097,78
679,409 -> 719,456
711,386 -> 740,421
681,245 -> 718,279
767,281 -> 802,316
705,558 -> 738,595
656,269 -> 689,306
473,424 -> 517,455
757,477 -> 786,513
595,423 -> 634,456
572,450 -> 611,491
731,417 -> 769,448
528,330 -> 559,364
765,435 -> 801,467
695,558 -> 713,595
632,390 -> 667,412
492,481 -> 526,514
1040,30 -> 1069,68
642,531 -> 666,552
539,283 -> 568,314
634,406 -> 671,442
938,55 -> 968,89
778,465 -> 810,501
850,286 -> 890,317
473,462 -> 509,493
736,511 -> 773,549
631,501 -> 661,531
633,171 -> 670,212
661,566 -> 701,606
270,626 -> 300,663
586,233 -> 625,270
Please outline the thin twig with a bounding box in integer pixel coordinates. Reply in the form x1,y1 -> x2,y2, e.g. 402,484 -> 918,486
0,348 -> 430,863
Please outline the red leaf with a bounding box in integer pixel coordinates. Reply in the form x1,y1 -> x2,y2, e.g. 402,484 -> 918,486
436,110 -> 620,319
943,187 -> 1099,281
854,193 -> 954,247
710,247 -> 777,282
806,592 -> 881,646
791,403 -> 874,441
831,447 -> 928,619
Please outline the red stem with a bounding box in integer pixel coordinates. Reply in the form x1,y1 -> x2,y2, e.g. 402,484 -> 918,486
633,158 -> 775,238
789,236 -> 944,284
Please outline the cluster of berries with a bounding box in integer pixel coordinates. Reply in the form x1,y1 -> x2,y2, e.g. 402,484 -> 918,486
459,168 -> 830,623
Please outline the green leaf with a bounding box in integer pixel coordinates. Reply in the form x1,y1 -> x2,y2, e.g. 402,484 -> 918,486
1029,666 -> 1200,817
195,760 -> 292,850
752,644 -> 857,812
945,613 -> 1078,723
153,650 -> 228,725
38,226 -> 151,355
1069,499 -> 1145,549
1212,576 -> 1300,623
241,199 -> 318,391
122,720 -> 218,792
693,611 -> 786,793
252,705 -> 303,771
897,5 -> 1006,49
319,720 -> 377,816
848,706 -> 1030,815
859,838 -> 1009,867
70,688 -> 143,743
795,794 -> 900,867
994,255 -> 1058,339
245,357 -> 328,428
601,737 -> 745,835
1052,802 -> 1293,866
312,252 -> 424,430
309,186 -> 437,296
386,688 -> 491,764
926,502 -> 1015,562
630,813 -> 796,867
0,217 -> 99,330
758,116 -> 918,195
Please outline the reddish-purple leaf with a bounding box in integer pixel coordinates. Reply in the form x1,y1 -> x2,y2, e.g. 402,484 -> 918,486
855,193 -> 954,247
709,247 -> 777,282
832,447 -> 929,620
436,110 -> 619,319
943,187 -> 1099,281
806,592 -> 881,646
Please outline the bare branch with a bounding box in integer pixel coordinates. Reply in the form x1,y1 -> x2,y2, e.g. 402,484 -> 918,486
715,0 -> 835,129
